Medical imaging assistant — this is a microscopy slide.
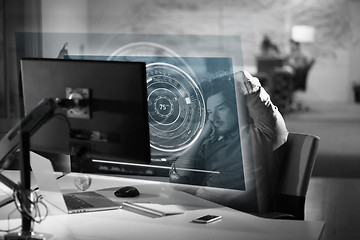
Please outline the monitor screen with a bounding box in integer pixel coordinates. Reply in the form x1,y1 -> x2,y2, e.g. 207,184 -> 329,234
20,58 -> 151,172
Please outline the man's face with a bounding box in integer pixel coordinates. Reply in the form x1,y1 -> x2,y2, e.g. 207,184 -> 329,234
207,92 -> 238,136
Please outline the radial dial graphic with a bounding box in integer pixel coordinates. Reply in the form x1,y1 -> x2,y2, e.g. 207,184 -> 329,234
146,63 -> 206,152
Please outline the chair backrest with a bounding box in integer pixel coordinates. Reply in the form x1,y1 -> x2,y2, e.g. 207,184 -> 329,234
293,58 -> 315,91
274,132 -> 320,220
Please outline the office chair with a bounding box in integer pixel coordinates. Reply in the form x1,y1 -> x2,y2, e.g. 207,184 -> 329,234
255,56 -> 284,91
263,132 -> 320,220
293,59 -> 315,92
270,69 -> 294,113
289,59 -> 315,111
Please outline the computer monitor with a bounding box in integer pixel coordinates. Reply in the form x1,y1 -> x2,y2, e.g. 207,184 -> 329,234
20,58 -> 151,173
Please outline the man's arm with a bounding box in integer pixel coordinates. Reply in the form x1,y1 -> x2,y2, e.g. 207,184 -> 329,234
238,71 -> 288,150
236,71 -> 289,213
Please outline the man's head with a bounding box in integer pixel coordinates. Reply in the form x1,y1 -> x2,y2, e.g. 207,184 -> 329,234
201,73 -> 238,136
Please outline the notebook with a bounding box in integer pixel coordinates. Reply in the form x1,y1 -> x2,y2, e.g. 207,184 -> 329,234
30,152 -> 120,214
122,202 -> 184,217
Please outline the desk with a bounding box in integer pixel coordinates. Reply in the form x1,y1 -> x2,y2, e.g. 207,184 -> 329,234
0,171 -> 324,240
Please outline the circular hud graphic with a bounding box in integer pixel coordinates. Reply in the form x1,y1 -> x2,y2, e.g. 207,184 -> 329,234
146,63 -> 206,152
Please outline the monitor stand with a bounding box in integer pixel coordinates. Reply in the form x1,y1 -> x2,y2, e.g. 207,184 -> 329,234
70,144 -> 97,173
3,132 -> 45,240
0,99 -> 58,240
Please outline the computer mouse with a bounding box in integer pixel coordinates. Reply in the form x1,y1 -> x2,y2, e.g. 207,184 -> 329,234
114,186 -> 140,198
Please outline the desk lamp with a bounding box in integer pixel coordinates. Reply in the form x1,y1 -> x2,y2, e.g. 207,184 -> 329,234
291,25 -> 315,43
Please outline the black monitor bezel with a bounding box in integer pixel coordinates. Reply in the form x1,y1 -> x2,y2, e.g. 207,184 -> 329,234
20,58 -> 151,172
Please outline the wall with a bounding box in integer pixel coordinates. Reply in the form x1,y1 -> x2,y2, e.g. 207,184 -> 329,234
41,0 -> 88,57
2,0 -> 42,118
40,0 -> 360,103
0,0 -> 5,117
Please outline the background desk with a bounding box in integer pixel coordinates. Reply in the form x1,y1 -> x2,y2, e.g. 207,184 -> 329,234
0,171 -> 324,240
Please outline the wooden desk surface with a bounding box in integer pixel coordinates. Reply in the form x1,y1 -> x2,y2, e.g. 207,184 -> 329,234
0,171 -> 324,240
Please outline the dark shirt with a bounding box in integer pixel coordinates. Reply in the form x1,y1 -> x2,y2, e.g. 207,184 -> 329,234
195,130 -> 245,190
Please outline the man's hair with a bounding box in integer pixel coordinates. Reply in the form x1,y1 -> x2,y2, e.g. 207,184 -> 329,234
200,71 -> 237,111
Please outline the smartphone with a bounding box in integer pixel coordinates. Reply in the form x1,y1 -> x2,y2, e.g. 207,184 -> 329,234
192,214 -> 222,224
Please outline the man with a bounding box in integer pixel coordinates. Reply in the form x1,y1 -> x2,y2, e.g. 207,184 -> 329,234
286,39 -> 315,110
287,40 -> 308,71
170,70 -> 288,214
170,73 -> 245,190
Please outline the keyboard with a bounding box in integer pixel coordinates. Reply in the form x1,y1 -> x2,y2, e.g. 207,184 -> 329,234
64,194 -> 94,210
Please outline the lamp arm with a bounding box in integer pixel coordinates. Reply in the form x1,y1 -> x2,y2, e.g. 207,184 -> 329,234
0,98 -> 57,190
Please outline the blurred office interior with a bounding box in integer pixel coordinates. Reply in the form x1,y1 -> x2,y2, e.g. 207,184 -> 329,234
0,1 -> 360,239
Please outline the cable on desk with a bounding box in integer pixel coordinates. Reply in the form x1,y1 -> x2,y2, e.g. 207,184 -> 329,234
0,211 -> 21,233
0,187 -> 50,233
0,202 -> 21,233
14,188 -> 48,224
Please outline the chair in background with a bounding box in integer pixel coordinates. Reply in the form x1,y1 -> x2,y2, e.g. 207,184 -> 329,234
255,57 -> 284,92
270,69 -> 294,114
263,132 -> 320,220
292,59 -> 315,92
255,57 -> 296,114
289,59 -> 316,111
